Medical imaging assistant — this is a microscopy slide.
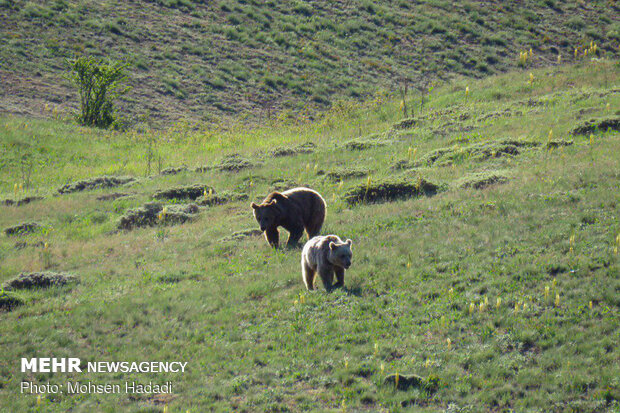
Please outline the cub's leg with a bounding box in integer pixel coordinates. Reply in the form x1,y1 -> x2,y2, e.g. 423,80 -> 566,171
318,266 -> 335,292
302,261 -> 316,290
333,267 -> 345,289
265,227 -> 279,248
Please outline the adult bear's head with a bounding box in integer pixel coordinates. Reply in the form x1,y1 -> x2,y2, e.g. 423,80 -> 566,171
251,199 -> 281,232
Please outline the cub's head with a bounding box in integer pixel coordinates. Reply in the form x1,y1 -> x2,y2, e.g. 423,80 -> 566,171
329,239 -> 353,269
251,200 -> 280,231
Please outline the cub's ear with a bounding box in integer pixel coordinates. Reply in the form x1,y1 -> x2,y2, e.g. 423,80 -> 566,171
268,199 -> 277,206
250,202 -> 259,209
329,241 -> 336,250
346,239 -> 353,247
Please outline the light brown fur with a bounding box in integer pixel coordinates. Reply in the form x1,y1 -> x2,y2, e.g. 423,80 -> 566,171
251,187 -> 326,248
301,235 -> 352,291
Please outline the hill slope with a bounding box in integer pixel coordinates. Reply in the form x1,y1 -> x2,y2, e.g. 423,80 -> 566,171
1,0 -> 619,124
0,61 -> 619,411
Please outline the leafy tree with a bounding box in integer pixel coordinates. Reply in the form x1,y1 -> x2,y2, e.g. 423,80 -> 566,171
67,56 -> 130,128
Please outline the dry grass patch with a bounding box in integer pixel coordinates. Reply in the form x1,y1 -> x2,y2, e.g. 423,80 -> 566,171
1,196 -> 44,207
118,202 -> 199,230
571,117 -> 620,135
3,272 -> 78,290
269,142 -> 316,157
0,291 -> 24,311
455,171 -> 510,189
344,178 -> 439,205
325,167 -> 371,181
57,176 -> 135,194
153,184 -> 213,201
4,222 -> 43,236
196,191 -> 249,207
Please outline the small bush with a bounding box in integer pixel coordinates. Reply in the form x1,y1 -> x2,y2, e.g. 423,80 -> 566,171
567,16 -> 585,30
67,56 -> 130,128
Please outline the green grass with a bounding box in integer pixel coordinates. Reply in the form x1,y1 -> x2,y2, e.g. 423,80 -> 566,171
0,61 -> 619,412
0,0 -> 618,125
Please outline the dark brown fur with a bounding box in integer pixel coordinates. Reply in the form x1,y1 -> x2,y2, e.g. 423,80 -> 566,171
251,187 -> 326,248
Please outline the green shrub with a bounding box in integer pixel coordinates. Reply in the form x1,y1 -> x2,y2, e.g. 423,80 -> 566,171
67,56 -> 130,128
567,16 -> 585,30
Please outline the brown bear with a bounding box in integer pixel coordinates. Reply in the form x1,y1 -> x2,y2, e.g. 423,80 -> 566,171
301,235 -> 352,291
251,187 -> 326,248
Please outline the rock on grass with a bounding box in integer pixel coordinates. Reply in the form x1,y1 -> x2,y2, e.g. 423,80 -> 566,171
456,171 -> 510,189
0,291 -> 25,311
344,178 -> 439,205
153,184 -> 214,201
3,272 -> 78,290
4,222 -> 42,236
118,202 -> 199,230
57,176 -> 135,194
571,117 -> 620,135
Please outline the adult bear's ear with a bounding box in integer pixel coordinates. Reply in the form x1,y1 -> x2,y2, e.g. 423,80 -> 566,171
268,199 -> 277,206
250,202 -> 259,209
346,239 -> 353,247
329,241 -> 336,250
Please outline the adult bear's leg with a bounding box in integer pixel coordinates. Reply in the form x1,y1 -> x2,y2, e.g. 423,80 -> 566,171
265,227 -> 279,248
286,225 -> 304,248
305,197 -> 326,238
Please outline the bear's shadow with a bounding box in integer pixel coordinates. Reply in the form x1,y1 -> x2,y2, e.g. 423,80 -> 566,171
343,285 -> 363,297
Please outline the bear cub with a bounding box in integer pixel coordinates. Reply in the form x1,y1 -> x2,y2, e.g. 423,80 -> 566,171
251,187 -> 326,248
301,235 -> 353,291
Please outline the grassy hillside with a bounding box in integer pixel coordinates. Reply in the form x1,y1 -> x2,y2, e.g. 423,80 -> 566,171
1,61 -> 619,412
1,0 -> 619,125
